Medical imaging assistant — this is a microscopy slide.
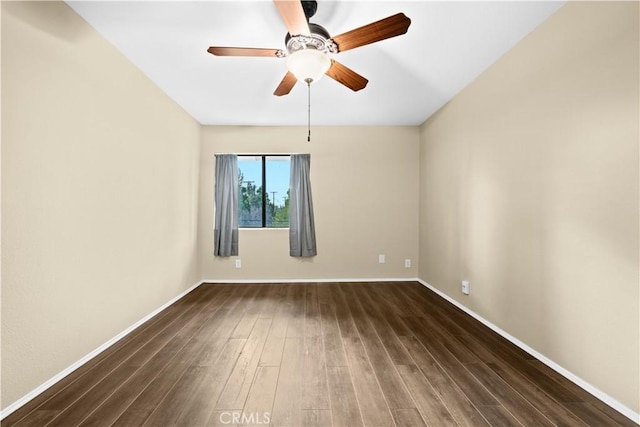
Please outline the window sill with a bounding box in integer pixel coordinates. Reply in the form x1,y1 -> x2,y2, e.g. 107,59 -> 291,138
239,227 -> 289,231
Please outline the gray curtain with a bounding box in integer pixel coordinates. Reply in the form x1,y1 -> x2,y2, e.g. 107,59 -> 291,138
289,154 -> 317,257
214,154 -> 239,256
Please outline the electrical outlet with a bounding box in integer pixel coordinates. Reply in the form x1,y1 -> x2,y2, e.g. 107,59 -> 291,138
235,259 -> 242,269
378,254 -> 385,264
462,280 -> 470,295
404,259 -> 411,268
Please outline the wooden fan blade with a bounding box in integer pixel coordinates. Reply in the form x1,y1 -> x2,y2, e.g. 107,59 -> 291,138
331,13 -> 411,53
325,60 -> 368,92
207,46 -> 282,57
274,71 -> 298,96
273,0 -> 310,36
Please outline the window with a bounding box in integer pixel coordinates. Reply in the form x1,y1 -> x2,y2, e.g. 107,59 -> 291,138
238,155 -> 290,228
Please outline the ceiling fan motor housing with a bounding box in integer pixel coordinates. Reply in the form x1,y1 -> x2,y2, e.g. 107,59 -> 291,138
284,23 -> 337,56
301,0 -> 318,20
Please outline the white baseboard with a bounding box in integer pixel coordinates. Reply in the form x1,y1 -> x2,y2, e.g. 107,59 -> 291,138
201,277 -> 420,284
416,279 -> 640,425
0,280 -> 204,421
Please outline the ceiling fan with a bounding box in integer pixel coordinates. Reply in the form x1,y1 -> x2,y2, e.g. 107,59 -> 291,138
207,0 -> 411,96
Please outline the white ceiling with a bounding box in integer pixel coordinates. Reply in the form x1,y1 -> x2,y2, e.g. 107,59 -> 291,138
66,1 -> 565,126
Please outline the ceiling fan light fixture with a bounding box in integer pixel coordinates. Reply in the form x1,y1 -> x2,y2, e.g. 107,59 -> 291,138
286,48 -> 331,83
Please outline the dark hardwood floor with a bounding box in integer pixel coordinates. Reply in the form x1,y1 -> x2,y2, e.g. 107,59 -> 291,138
2,282 -> 636,426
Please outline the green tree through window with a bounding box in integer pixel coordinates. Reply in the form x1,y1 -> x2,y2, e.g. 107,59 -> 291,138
238,155 -> 290,228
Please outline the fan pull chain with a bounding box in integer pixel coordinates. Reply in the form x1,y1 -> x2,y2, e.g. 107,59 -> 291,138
306,79 -> 312,142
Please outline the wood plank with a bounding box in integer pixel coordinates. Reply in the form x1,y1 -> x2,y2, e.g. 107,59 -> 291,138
207,410 -> 236,427
325,366 -> 363,427
376,282 -> 427,317
304,284 -> 322,337
259,284 -> 292,367
123,287 -> 224,368
94,360 -> 191,427
368,285 -> 414,337
240,366 -> 280,426
268,284 -> 293,339
239,366 -> 279,427
301,335 -> 330,410
259,335 -> 285,368
392,408 -> 427,427
400,284 -> 470,337
464,362 -> 555,426
141,365 -> 210,427
216,318 -> 273,410
340,284 -> 415,410
565,402 -> 626,427
455,334 -> 588,426
587,399 -> 639,427
5,410 -> 60,427
258,283 -> 282,319
351,284 -> 414,365
474,341 -> 585,406
398,335 -> 490,427
528,359 -> 636,425
177,339 -> 246,426
271,338 -> 304,426
476,405 -> 522,426
301,285 -> 330,411
196,285 -> 262,367
368,283 -> 413,316
396,364 -> 457,426
45,366 -> 139,427
286,285 -> 306,338
401,316 -> 500,407
332,285 -> 394,426
301,409 -> 333,427
231,284 -> 273,338
317,284 -> 348,368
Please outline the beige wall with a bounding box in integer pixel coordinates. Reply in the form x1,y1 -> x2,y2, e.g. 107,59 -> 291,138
199,126 -> 419,281
419,1 -> 639,413
1,2 -> 201,409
